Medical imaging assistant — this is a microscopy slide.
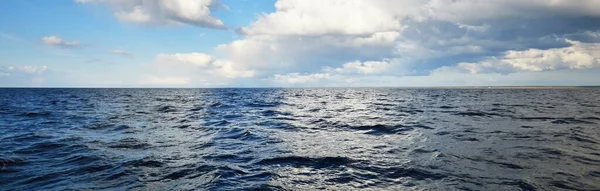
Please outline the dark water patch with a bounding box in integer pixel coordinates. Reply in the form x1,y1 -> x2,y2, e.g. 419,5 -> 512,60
551,119 -> 595,124
439,106 -> 457,109
156,105 -> 178,113
112,125 -> 133,131
492,103 -> 527,107
524,147 -> 566,159
85,122 -> 115,130
453,136 -> 480,142
549,180 -> 585,190
172,124 -> 191,129
125,158 -> 165,168
490,108 -> 512,112
256,121 -> 300,131
246,102 -> 282,108
569,135 -> 598,144
0,156 -> 28,171
435,131 -> 451,135
520,117 -> 596,124
307,108 -> 320,112
14,141 -> 67,154
326,174 -> 356,184
261,110 -> 280,117
53,154 -> 103,167
257,156 -> 355,169
272,116 -> 295,121
17,111 -> 51,117
580,103 -> 598,108
500,180 -> 538,191
103,171 -> 131,181
155,98 -> 175,102
458,155 -> 527,169
107,138 -> 152,149
160,164 -> 217,181
203,153 -> 255,164
4,132 -> 52,142
489,161 -> 527,170
520,117 -> 557,120
189,107 -> 203,111
19,171 -> 69,185
582,116 -> 600,120
412,148 -> 439,154
239,183 -> 287,191
207,101 -> 230,108
224,114 -> 244,119
455,111 -> 504,117
218,128 -> 261,141
587,171 -> 600,178
74,163 -> 116,175
572,156 -> 600,165
204,120 -> 230,126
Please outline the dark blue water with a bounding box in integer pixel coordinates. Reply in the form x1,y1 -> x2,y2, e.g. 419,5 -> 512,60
1,88 -> 599,190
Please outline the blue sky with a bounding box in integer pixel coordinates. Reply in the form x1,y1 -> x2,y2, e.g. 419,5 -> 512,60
1,0 -> 600,87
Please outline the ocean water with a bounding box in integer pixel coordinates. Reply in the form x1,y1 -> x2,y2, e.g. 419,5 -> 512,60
0,88 -> 599,190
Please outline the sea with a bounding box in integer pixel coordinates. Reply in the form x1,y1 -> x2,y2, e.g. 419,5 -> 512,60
0,88 -> 599,190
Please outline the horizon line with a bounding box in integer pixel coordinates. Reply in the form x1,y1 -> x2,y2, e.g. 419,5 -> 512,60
1,86 -> 599,89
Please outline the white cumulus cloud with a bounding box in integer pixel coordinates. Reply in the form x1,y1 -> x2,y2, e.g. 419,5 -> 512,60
271,59 -> 396,85
238,0 -> 419,36
76,0 -> 226,29
41,36 -> 80,47
325,59 -> 394,74
143,52 -> 255,86
457,40 -> 600,74
76,0 -> 600,87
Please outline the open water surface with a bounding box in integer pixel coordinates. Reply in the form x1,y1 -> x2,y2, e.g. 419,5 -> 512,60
1,88 -> 599,190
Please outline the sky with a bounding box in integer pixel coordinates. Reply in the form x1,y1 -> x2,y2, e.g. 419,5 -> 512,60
1,0 -> 600,87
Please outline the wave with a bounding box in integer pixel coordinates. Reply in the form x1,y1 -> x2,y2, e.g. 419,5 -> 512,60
2,88 -> 600,190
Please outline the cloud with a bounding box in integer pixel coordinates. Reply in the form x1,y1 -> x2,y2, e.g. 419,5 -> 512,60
109,49 -> 133,56
270,59 -> 396,85
142,52 -> 254,86
237,0 -> 418,36
156,52 -> 215,67
270,66 -> 600,87
457,40 -> 600,74
2,65 -> 48,74
420,0 -> 600,24
72,0 -> 600,87
41,36 -> 80,47
216,32 -> 402,74
237,0 -> 600,37
219,0 -> 600,84
76,0 -> 226,29
0,66 -> 48,86
325,59 -> 394,74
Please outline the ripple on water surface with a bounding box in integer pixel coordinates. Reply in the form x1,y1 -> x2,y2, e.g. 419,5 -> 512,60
0,88 -> 600,190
